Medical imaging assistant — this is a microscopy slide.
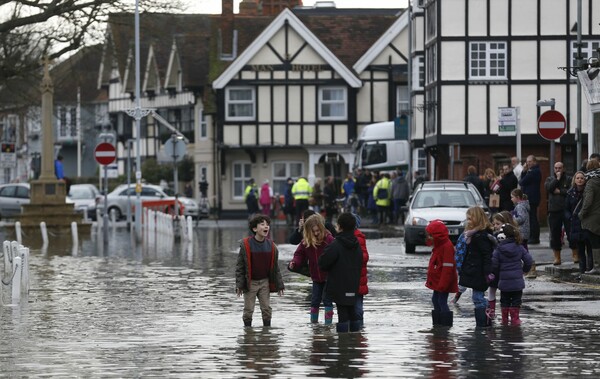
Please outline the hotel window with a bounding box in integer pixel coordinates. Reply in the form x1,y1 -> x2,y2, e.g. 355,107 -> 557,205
273,161 -> 303,196
413,56 -> 425,90
470,42 -> 507,79
232,162 -> 252,199
319,87 -> 347,120
226,87 -> 255,121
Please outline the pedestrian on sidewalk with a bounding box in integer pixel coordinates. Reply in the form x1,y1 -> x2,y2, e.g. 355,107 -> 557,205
289,214 -> 335,324
511,188 -> 536,278
491,223 -> 533,326
259,180 -> 274,216
318,212 -> 363,333
425,219 -> 458,327
580,159 -> 600,274
544,161 -> 572,265
458,206 -> 496,328
235,214 -> 285,327
519,155 -> 542,244
488,212 -> 518,321
565,171 -> 593,275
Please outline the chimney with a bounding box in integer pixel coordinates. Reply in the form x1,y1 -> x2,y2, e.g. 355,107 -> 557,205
239,0 -> 259,16
220,0 -> 234,56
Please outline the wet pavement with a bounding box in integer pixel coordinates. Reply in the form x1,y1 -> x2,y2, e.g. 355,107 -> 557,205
1,220 -> 600,377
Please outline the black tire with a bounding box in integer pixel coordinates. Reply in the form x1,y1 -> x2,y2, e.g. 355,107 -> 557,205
405,240 -> 416,254
108,206 -> 122,221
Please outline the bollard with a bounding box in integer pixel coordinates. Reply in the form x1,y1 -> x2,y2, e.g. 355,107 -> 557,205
15,221 -> 22,245
3,240 -> 11,276
11,256 -> 21,305
110,209 -> 116,224
18,246 -> 29,296
40,222 -> 49,247
71,222 -> 79,247
187,216 -> 193,242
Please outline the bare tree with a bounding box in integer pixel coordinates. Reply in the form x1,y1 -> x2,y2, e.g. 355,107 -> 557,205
0,0 -> 185,86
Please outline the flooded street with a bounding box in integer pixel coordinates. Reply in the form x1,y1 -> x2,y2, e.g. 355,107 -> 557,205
1,220 -> 600,377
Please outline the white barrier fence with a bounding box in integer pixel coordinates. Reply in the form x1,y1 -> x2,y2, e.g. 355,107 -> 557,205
1,240 -> 30,306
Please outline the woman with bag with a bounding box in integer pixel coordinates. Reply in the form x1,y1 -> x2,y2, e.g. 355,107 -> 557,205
458,206 -> 497,328
484,168 -> 501,212
565,171 -> 593,275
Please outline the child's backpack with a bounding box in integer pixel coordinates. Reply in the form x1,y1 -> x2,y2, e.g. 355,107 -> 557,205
455,233 -> 467,271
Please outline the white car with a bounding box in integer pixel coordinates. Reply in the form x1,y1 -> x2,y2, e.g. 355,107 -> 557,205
67,184 -> 101,220
97,183 -> 200,220
0,183 -> 30,220
403,181 -> 489,254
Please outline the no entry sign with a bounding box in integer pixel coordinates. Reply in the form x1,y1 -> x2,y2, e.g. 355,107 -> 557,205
94,142 -> 116,165
538,110 -> 566,141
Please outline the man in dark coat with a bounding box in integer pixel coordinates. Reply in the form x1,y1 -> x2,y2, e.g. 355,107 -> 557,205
318,212 -> 362,333
463,165 -> 485,198
498,163 -> 518,211
544,161 -> 572,265
519,155 -> 542,244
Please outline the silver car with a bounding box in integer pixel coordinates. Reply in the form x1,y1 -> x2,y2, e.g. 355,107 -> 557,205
67,184 -> 101,220
97,184 -> 200,220
403,181 -> 488,254
0,183 -> 30,220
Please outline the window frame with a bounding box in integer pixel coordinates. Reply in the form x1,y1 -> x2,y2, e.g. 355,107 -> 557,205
225,87 -> 255,121
396,85 -> 410,116
318,87 -> 347,121
469,41 -> 507,80
272,161 -> 304,196
232,161 -> 252,200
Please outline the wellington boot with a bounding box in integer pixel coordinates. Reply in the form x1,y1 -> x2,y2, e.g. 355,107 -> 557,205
572,248 -> 579,264
509,307 -> 521,326
431,310 -> 441,326
501,307 -> 509,325
525,262 -> 537,279
439,311 -> 453,327
486,300 -> 496,323
474,308 -> 491,328
349,320 -> 362,332
336,321 -> 350,333
263,318 -> 271,327
324,306 -> 334,325
553,250 -> 562,265
310,307 -> 319,323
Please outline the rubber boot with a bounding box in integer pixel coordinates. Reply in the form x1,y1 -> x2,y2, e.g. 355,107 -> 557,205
486,300 -> 496,322
439,311 -> 453,327
509,307 -> 521,326
243,319 -> 252,327
263,318 -> 271,327
525,262 -> 537,279
349,320 -> 362,332
324,306 -> 334,325
572,248 -> 579,264
336,321 -> 350,333
310,307 -> 319,323
474,308 -> 491,327
590,249 -> 600,274
431,310 -> 441,326
501,307 -> 509,325
553,250 -> 562,265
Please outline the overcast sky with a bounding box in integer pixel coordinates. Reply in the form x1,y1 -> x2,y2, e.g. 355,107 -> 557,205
184,0 -> 409,14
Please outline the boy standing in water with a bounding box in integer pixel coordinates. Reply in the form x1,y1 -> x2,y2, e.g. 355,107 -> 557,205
236,214 -> 285,327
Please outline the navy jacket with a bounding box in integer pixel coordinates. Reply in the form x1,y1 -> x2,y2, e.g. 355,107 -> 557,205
519,165 -> 541,206
458,230 -> 495,292
318,231 -> 362,306
492,239 -> 533,292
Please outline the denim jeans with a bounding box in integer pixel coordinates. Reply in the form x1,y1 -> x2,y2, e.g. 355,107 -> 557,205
472,290 -> 488,309
354,295 -> 364,321
311,281 -> 332,308
432,291 -> 449,312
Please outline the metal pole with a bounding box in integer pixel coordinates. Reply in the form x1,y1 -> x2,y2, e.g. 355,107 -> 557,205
516,107 -> 522,163
134,0 -> 142,240
576,0 -> 583,170
103,164 -> 109,245
550,99 -> 556,177
127,140 -> 132,228
173,136 -> 179,216
77,87 -> 81,177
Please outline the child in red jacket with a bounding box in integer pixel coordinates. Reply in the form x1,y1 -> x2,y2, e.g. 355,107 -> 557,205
425,219 -> 459,327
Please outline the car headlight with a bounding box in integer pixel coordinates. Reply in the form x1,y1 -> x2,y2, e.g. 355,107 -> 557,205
411,217 -> 429,226
459,219 -> 467,226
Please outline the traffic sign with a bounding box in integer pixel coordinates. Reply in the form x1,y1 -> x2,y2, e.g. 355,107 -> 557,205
538,110 -> 566,141
94,142 -> 116,165
164,136 -> 186,162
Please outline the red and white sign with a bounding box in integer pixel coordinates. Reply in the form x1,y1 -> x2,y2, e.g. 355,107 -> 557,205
537,110 -> 566,141
94,142 -> 116,165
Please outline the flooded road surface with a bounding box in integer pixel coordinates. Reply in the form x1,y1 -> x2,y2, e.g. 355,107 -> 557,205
1,221 -> 600,377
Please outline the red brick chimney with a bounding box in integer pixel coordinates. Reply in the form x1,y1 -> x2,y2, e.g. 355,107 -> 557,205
220,0 -> 234,56
239,0 -> 259,15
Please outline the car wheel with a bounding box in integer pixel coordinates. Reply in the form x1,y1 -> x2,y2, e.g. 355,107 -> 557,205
108,206 -> 122,221
405,240 -> 416,254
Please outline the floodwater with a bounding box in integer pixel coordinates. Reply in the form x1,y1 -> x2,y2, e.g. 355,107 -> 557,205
1,221 -> 600,378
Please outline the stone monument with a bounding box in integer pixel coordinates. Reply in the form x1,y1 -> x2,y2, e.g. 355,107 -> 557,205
18,57 -> 90,235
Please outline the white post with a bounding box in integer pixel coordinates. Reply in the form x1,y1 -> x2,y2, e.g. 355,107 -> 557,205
12,256 -> 21,305
3,240 -> 11,276
40,221 -> 49,247
71,222 -> 79,248
187,216 -> 193,242
18,246 -> 29,296
15,221 -> 22,245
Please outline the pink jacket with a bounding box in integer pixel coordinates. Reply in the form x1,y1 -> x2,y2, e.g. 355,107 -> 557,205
291,233 -> 334,282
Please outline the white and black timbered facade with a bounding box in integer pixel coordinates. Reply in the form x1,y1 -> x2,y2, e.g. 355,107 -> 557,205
413,0 -> 600,180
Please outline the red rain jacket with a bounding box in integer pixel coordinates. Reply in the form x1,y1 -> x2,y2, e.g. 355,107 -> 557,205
425,220 -> 459,293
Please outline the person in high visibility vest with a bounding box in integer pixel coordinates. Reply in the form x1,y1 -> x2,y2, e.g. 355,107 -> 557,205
244,178 -> 260,215
373,173 -> 392,225
292,177 -> 313,224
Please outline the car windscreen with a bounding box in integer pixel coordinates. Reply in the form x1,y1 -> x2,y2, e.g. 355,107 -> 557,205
413,190 -> 476,208
69,187 -> 93,199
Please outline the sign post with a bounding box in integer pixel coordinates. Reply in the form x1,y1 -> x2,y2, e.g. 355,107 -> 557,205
537,108 -> 566,176
95,142 -> 116,243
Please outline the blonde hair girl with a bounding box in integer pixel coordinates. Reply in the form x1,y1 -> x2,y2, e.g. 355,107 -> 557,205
302,214 -> 328,249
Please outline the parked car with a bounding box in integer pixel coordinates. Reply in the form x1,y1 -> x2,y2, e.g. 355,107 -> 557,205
403,181 -> 489,254
97,184 -> 201,220
0,183 -> 30,220
67,184 -> 101,220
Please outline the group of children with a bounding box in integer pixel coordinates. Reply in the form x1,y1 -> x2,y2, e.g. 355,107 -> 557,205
236,211 -> 367,333
235,188 -> 533,331
426,189 -> 533,328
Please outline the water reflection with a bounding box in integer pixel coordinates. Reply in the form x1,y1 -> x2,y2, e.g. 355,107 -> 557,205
236,327 -> 282,378
308,331 -> 369,378
426,328 -> 458,379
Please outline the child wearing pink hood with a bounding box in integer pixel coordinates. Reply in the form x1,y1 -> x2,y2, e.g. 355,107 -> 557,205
425,219 -> 459,327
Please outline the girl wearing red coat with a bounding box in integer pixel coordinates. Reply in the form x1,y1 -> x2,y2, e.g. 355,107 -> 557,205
353,214 -> 369,328
425,219 -> 459,327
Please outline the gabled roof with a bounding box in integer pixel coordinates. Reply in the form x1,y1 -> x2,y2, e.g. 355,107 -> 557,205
213,8 -> 366,89
353,9 -> 409,74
